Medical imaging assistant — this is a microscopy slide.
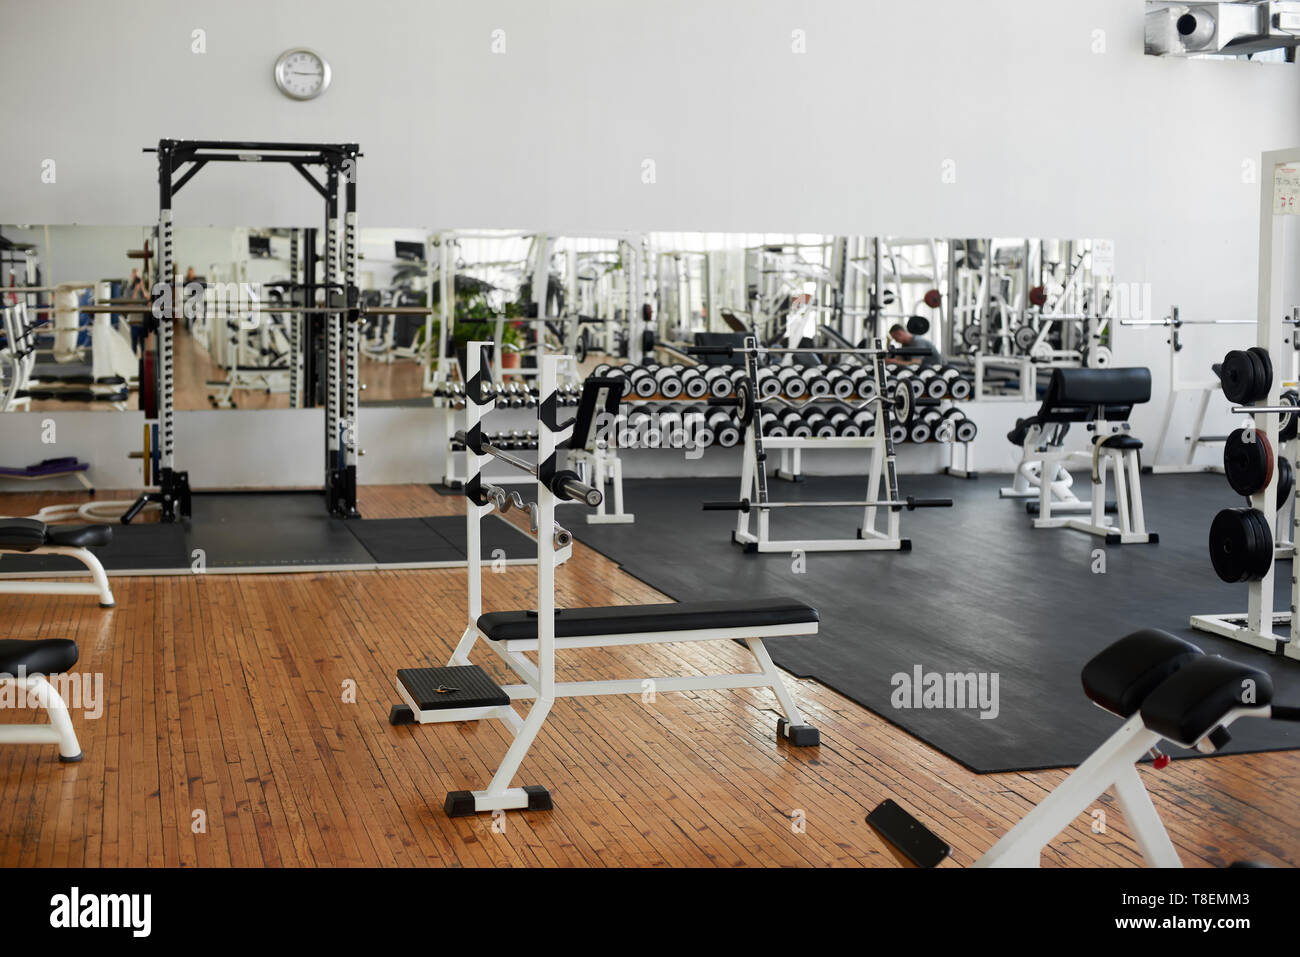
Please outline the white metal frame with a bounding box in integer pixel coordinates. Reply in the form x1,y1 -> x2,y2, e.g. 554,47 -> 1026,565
397,344 -> 818,814
976,702 -> 1268,867
569,443 -> 633,524
0,544 -> 115,606
0,671 -> 83,761
1191,147 -> 1300,657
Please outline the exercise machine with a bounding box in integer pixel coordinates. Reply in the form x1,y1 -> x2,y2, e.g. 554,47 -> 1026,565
1003,367 -> 1158,545
390,344 -> 821,816
871,628 -> 1298,867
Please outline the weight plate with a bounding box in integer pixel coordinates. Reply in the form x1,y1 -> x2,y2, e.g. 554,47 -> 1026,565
923,289 -> 942,309
906,315 -> 930,336
1279,456 -> 1295,507
1013,325 -> 1038,353
1281,390 -> 1299,443
1088,345 -> 1113,369
735,376 -> 755,429
1244,507 -> 1274,579
961,325 -> 983,348
893,381 -> 913,427
1247,347 -> 1273,400
1028,285 -> 1047,307
1219,350 -> 1257,404
1223,428 -> 1274,496
1209,507 -> 1271,583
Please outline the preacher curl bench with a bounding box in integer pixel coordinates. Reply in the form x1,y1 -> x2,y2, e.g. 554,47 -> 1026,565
0,638 -> 83,762
874,628 -> 1294,867
1002,367 -> 1157,544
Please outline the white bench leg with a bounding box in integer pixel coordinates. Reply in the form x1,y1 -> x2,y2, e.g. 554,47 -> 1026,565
0,675 -> 83,762
746,637 -> 819,746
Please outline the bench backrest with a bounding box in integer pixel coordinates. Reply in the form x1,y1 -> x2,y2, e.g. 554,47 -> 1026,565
1038,367 -> 1151,424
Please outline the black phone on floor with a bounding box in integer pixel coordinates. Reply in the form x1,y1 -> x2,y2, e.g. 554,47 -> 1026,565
866,798 -> 951,868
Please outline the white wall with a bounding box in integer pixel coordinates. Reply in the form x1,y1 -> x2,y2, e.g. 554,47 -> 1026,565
2,0 -> 1298,480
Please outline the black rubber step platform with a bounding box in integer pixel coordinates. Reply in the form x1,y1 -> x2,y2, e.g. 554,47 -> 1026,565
396,665 -> 511,710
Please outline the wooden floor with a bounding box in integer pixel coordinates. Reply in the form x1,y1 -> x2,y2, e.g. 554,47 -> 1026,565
1,483 -> 1298,868
25,321 -> 429,413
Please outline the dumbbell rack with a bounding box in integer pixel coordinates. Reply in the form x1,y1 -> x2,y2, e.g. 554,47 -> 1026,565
731,337 -> 913,553
1190,147 -> 1300,659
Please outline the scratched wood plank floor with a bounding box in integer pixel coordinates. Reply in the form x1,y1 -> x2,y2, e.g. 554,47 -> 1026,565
1,483 -> 1297,868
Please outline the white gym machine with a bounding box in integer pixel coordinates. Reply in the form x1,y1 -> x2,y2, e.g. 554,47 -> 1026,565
391,345 -> 821,816
1002,367 -> 1157,545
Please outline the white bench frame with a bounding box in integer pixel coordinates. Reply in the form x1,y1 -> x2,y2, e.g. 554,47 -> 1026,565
0,669 -> 83,761
1004,417 -> 1155,545
395,346 -> 819,814
0,543 -> 115,606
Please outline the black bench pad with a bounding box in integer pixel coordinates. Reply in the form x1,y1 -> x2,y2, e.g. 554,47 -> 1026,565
1141,655 -> 1273,746
477,597 -> 819,643
1081,629 -> 1203,717
0,519 -> 111,550
1097,434 -> 1144,451
0,639 -> 79,676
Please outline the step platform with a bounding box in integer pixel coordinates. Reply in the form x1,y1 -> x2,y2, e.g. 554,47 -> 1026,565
390,664 -> 511,725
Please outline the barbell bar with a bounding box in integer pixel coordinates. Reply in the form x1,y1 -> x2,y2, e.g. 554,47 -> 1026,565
703,496 -> 952,513
453,430 -> 603,507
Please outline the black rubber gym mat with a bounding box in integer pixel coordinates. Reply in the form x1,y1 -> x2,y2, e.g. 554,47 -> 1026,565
0,494 -> 535,574
572,473 -> 1300,773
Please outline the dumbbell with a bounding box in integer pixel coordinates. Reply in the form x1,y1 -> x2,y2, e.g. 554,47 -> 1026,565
776,366 -> 807,398
911,409 -> 944,444
704,366 -> 737,398
825,367 -> 857,400
953,415 -> 978,443
804,410 -> 839,438
707,409 -> 741,448
934,408 -> 960,442
896,368 -> 925,400
630,365 -> 659,398
926,366 -> 968,400
801,366 -> 832,398
680,366 -> 710,398
850,367 -> 877,400
829,408 -> 861,437
652,365 -> 683,398
756,367 -> 783,399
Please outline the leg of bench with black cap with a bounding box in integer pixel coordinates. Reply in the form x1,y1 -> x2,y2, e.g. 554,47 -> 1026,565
390,347 -> 821,818
870,628 -> 1299,867
0,518 -> 115,607
0,638 -> 83,762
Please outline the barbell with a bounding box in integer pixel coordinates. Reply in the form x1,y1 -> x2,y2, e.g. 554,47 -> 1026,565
453,430 -> 603,507
703,496 -> 952,513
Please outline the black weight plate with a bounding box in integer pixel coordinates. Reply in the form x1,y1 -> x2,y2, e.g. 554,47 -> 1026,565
1244,507 -> 1274,579
1219,350 -> 1256,404
735,376 -> 755,429
1281,390 -> 1299,443
906,315 -> 930,336
893,381 -> 913,427
1280,456 -> 1295,506
1209,508 -> 1260,583
1247,347 -> 1273,401
1223,428 -> 1273,496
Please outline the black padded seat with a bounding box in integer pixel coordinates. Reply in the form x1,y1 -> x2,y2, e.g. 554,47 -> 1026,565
1140,655 -> 1273,746
0,518 -> 47,550
1007,416 -> 1043,447
1097,434 -> 1144,451
1081,629 -> 1203,717
478,597 -> 820,644
0,638 -> 79,676
0,519 -> 111,550
45,524 -> 112,548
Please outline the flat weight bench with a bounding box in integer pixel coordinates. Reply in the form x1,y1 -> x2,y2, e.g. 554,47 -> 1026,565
1001,366 -> 1157,545
0,638 -> 83,762
0,518 -> 115,607
876,628 -> 1297,866
393,598 -> 822,816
